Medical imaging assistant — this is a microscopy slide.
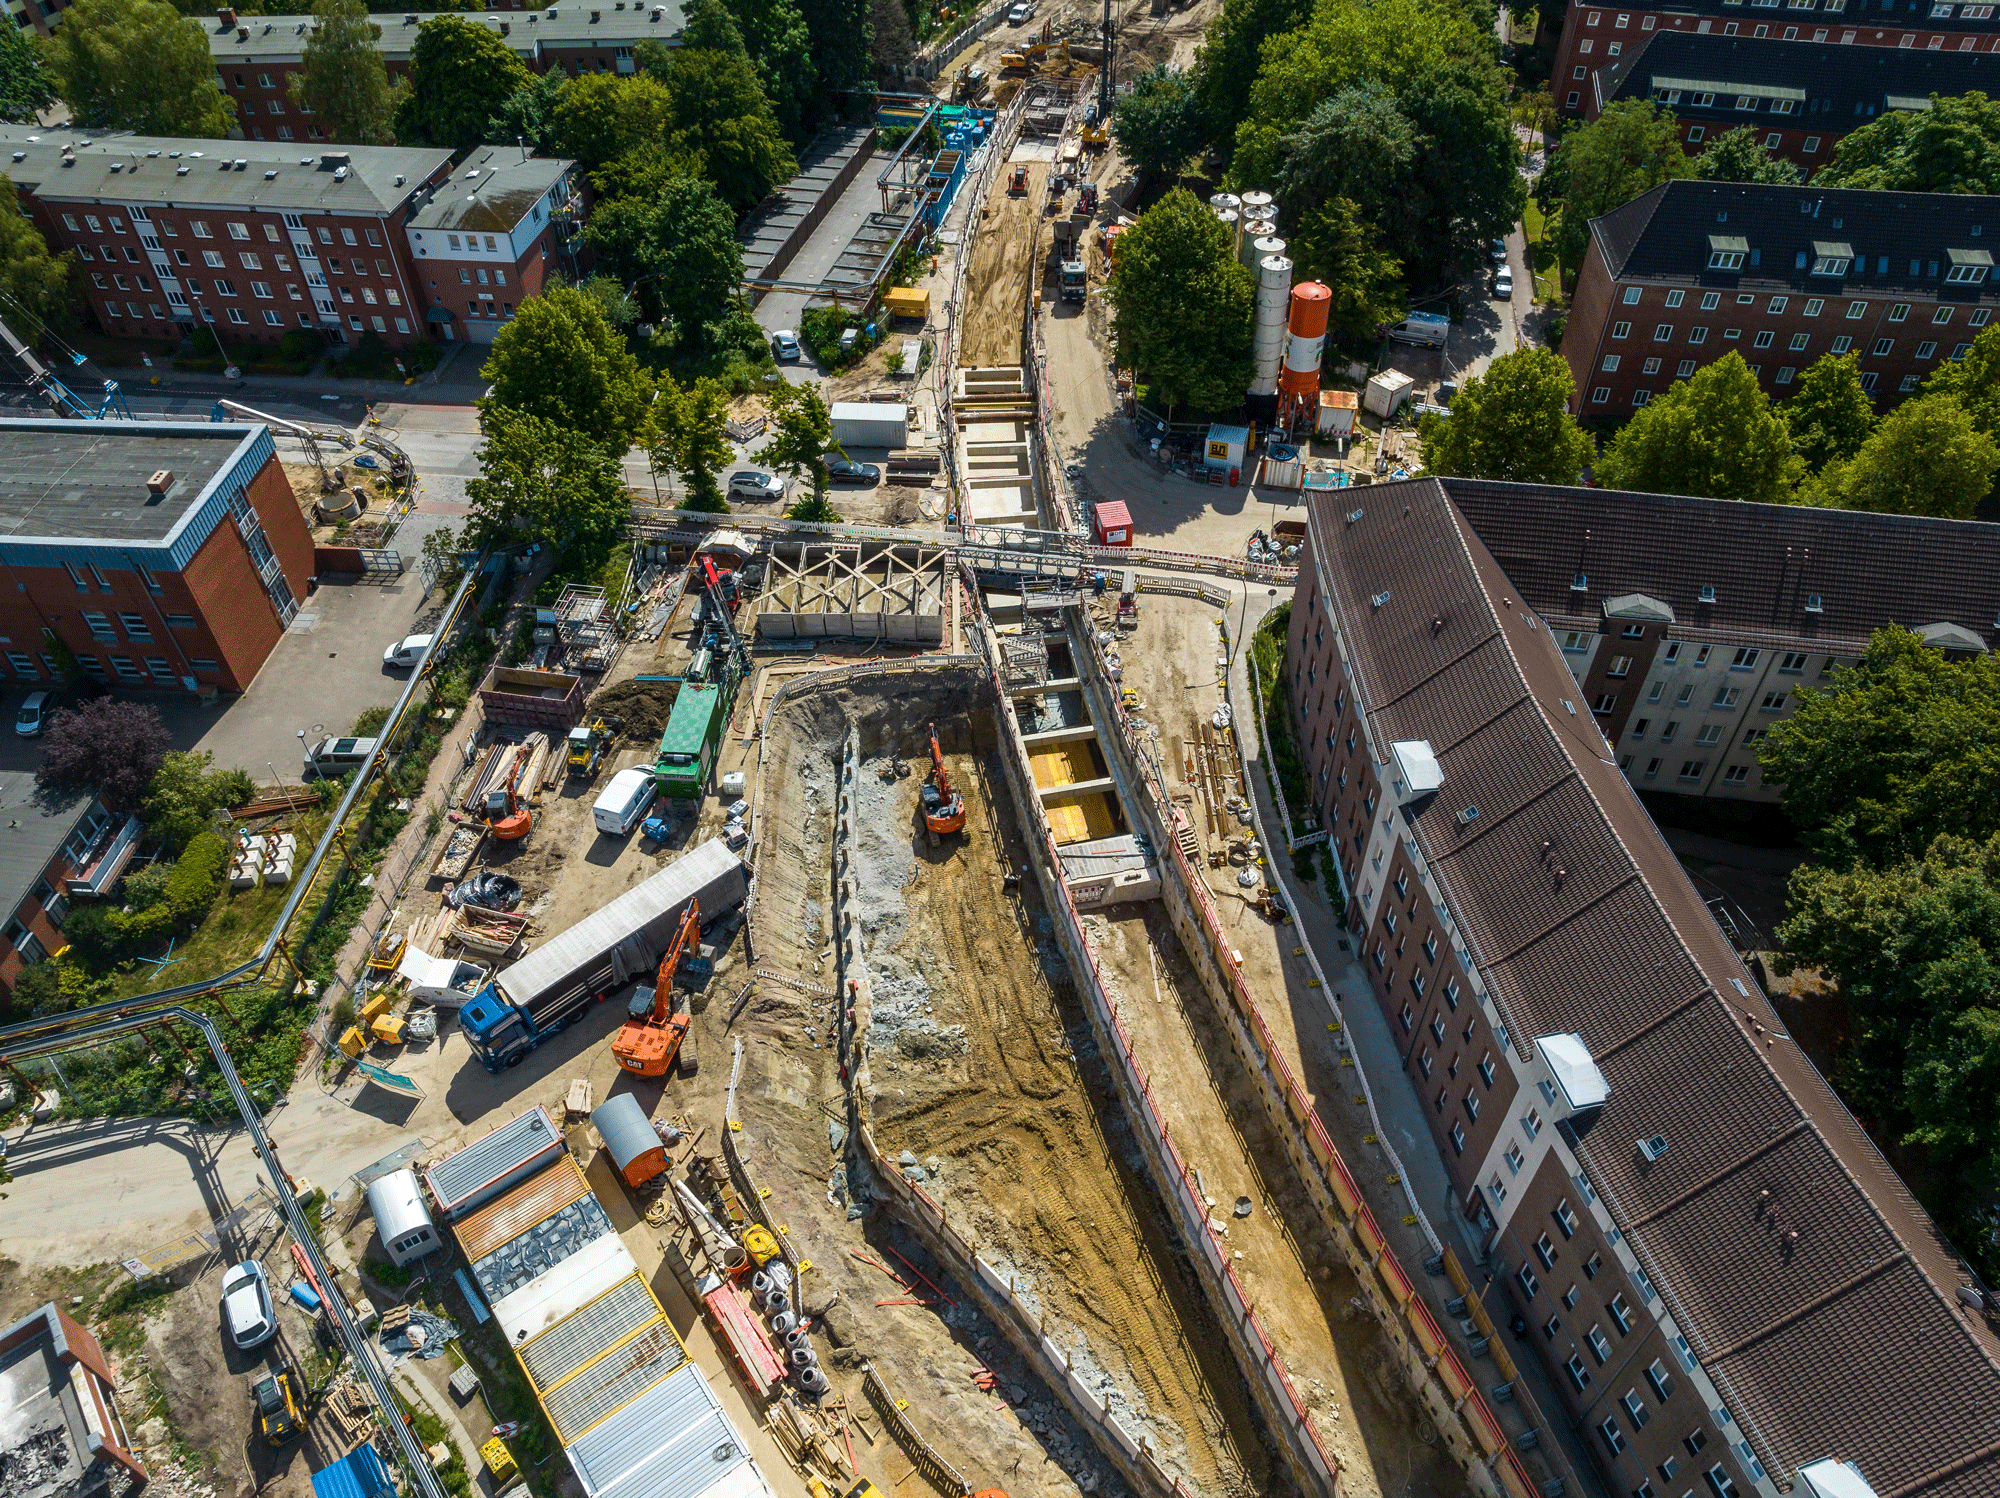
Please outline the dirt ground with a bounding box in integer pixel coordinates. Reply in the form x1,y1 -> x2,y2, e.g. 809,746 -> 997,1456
961,157 -> 1052,369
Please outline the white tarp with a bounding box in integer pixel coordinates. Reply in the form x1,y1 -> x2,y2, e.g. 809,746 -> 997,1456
397,946 -> 488,1008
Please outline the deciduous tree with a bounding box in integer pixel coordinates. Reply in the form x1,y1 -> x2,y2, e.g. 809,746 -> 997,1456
1111,65 -> 1205,186
637,4 -> 795,210
1783,352 -> 1876,472
648,377 -> 734,511
1,174 -> 74,333
1551,99 -> 1690,272
1921,323 -> 2000,438
288,0 -> 396,146
1107,187 -> 1254,416
550,73 -> 674,172
584,174 -> 744,349
763,380 -> 836,502
1191,0 -> 1308,149
723,0 -> 816,142
488,71 -> 568,155
465,407 -> 629,561
1817,90 -> 2000,193
0,22 -> 56,124
36,698 -> 170,812
1693,124 -> 1802,183
480,285 -> 653,454
794,0 -> 871,97
1276,83 -> 1414,226
392,15 -> 531,153
1804,393 -> 1999,519
43,0 -> 235,136
143,751 -> 255,855
1288,197 -> 1403,342
1419,347 -> 1594,484
1594,351 -> 1803,502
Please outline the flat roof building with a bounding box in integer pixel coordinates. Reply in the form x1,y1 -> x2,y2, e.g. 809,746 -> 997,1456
0,1302 -> 148,1498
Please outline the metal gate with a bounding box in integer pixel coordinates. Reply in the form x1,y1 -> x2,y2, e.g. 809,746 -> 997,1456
356,548 -> 406,574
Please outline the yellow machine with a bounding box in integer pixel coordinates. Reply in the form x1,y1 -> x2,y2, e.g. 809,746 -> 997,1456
340,992 -> 406,1054
251,1367 -> 303,1445
566,716 -> 620,778
481,1438 -> 517,1485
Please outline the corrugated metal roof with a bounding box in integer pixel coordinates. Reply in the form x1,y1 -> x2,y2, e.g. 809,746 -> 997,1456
426,1106 -> 561,1216
492,1233 -> 635,1347
309,1444 -> 396,1498
592,1094 -> 663,1175
543,1318 -> 689,1444
521,1276 -> 660,1391
454,1154 -> 590,1262
565,1362 -> 758,1498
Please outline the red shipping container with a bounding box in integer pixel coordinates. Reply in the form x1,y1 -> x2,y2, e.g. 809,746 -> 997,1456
1093,500 -> 1134,547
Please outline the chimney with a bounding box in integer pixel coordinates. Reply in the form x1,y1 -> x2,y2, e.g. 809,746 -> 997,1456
147,470 -> 174,495
217,5 -> 236,25
321,151 -> 352,168
236,25 -> 248,39
500,20 -> 510,33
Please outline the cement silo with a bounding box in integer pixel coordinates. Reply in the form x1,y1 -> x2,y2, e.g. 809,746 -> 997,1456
1250,254 -> 1293,399
1239,189 -> 1275,222
1239,219 -> 1278,270
1276,281 -> 1332,428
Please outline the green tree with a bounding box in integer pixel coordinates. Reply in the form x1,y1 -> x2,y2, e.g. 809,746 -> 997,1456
584,175 -> 744,350
143,751 -> 255,855
795,0 -> 871,98
1288,197 -> 1403,342
649,377 -> 734,511
1111,64 -> 1205,185
1107,187 -> 1254,416
1192,0 -> 1310,149
725,0 -> 817,142
1921,323 -> 2000,438
637,7 -> 796,211
1760,626 -> 2000,867
1783,352 -> 1876,473
288,0 -> 396,145
0,22 -> 56,123
1776,831 -> 2000,1272
1419,347 -> 1594,484
393,14 -> 531,153
786,493 -> 843,523
42,0 -> 235,136
551,72 -> 674,173
1276,83 -> 1414,226
571,273 -> 640,331
1395,58 -> 1525,277
480,285 -> 653,454
1,174 -> 75,333
488,70 -> 568,155
1805,393 -> 1999,519
762,380 -> 836,502
1693,124 -> 1802,183
1551,99 -> 1690,272
465,407 -> 630,561
1594,352 -> 1803,502
1817,90 -> 2000,193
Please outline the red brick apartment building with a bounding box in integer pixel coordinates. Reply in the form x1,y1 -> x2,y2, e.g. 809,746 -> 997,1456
0,1302 -> 148,1495
1286,476 -> 2000,1498
1,126 -> 584,350
1554,0 -> 2000,117
205,2 -> 686,124
1588,31 -> 2000,167
1564,178 -> 2000,410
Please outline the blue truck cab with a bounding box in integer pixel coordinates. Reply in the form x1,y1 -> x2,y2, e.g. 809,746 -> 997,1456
459,985 -> 538,1071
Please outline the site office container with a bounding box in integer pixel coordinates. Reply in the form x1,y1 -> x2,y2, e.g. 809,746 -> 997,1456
424,1105 -> 565,1220
653,683 -> 730,798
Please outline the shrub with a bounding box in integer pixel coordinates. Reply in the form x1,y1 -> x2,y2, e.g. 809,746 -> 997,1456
123,861 -> 175,911
144,750 -> 256,853
351,705 -> 391,737
37,699 -> 171,811
165,831 -> 229,924
278,329 -> 322,363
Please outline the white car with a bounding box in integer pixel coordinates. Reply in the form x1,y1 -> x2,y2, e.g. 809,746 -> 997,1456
382,633 -> 433,669
1492,265 -> 1514,300
770,329 -> 802,362
221,1261 -> 276,1350
726,470 -> 787,503
15,690 -> 51,738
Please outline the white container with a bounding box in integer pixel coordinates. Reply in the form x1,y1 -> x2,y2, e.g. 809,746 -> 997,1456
1364,369 -> 1415,419
264,859 -> 293,887
230,865 -> 259,892
720,771 -> 746,797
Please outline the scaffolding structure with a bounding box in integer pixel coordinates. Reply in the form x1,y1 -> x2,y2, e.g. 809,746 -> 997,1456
554,584 -> 619,673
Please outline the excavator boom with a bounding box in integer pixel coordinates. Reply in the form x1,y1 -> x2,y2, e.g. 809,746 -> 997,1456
921,722 -> 967,838
612,899 -> 701,1076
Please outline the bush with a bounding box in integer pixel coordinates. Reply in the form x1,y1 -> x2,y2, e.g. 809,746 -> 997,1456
332,330 -> 441,381
123,861 -> 175,911
351,705 -> 391,738
144,750 -> 255,854
278,329 -> 322,363
165,831 -> 229,924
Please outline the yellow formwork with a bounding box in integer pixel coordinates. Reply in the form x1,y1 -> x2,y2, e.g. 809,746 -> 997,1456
1029,740 -> 1099,790
1044,791 -> 1118,845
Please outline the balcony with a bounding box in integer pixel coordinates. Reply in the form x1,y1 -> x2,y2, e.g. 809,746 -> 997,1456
65,814 -> 141,898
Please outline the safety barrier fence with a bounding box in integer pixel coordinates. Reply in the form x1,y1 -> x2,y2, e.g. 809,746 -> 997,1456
860,1366 -> 974,1497
1067,613 -> 1559,1498
909,3 -> 1009,80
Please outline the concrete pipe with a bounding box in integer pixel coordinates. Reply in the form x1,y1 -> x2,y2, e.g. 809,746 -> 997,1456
770,1309 -> 799,1336
766,1289 -> 793,1317
797,1365 -> 830,1394
783,1326 -> 810,1349
790,1345 -> 819,1370
752,1270 -> 774,1299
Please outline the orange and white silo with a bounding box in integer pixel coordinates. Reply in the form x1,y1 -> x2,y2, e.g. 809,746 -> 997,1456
1276,281 -> 1331,427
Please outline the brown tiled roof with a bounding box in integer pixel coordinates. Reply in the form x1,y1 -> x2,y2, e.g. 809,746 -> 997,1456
1439,479 -> 2000,656
1305,476 -> 2000,1492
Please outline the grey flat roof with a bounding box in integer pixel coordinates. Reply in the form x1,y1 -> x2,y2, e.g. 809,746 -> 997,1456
0,1317 -> 88,1498
0,775 -> 94,929
202,5 -> 687,64
0,425 -> 249,543
409,147 -> 571,236
0,124 -> 449,218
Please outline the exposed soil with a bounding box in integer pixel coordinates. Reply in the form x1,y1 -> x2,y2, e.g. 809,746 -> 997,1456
962,157 -> 1052,369
588,676 -> 683,741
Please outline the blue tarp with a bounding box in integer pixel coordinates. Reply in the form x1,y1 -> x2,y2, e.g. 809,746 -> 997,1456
311,1444 -> 395,1498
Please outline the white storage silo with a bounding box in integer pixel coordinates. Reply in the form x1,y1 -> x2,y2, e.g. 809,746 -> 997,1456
1240,189 -> 1275,221
1250,255 -> 1293,398
1239,219 -> 1278,270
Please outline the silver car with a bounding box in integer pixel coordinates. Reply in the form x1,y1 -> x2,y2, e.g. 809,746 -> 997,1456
726,470 -> 787,503
221,1260 -> 276,1350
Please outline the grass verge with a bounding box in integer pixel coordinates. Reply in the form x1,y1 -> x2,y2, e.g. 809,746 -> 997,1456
1247,602 -> 1316,837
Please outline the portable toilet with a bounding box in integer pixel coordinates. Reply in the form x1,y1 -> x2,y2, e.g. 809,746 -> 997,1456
1092,499 -> 1133,547
593,1093 -> 667,1187
365,1168 -> 439,1266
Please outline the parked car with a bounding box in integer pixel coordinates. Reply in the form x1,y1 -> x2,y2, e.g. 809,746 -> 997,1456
221,1260 -> 276,1350
15,690 -> 51,738
1492,265 -> 1514,299
726,470 -> 787,503
824,457 -> 882,487
1489,238 -> 1508,263
1008,1 -> 1032,21
382,633 -> 434,669
770,329 -> 802,362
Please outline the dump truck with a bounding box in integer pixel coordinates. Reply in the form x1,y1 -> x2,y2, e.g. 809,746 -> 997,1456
457,840 -> 749,1071
653,680 -> 733,799
1059,260 -> 1087,301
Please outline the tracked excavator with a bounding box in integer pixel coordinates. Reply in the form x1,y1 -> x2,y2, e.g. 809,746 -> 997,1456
921,723 -> 966,846
611,899 -> 711,1077
485,744 -> 532,841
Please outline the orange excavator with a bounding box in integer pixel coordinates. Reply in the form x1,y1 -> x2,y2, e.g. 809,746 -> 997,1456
485,745 -> 532,841
920,723 -> 966,846
611,899 -> 708,1077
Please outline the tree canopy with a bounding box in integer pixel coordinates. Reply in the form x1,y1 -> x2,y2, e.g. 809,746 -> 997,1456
1,174 -> 74,333
36,697 -> 170,811
488,70 -> 568,155
288,0 -> 396,146
1594,352 -> 1804,502
43,0 -> 236,136
1191,0 -> 1310,149
1419,347 -> 1594,484
722,0 -> 816,142
1288,197 -> 1403,342
1804,393 -> 1999,519
1693,125 -> 1802,183
583,174 -> 744,351
0,21 -> 56,124
1107,188 -> 1254,415
480,285 -> 653,454
1111,65 -> 1205,185
763,380 -> 836,501
1549,99 -> 1690,270
1921,323 -> 2000,439
649,376 -> 734,511
465,407 -> 630,561
637,0 -> 796,211
1816,90 -> 2000,194
551,73 -> 674,172
1783,352 -> 1876,473
393,15 -> 531,153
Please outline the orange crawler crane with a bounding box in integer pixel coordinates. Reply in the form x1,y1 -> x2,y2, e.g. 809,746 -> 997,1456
611,899 -> 706,1077
486,745 -> 532,841
921,723 -> 966,846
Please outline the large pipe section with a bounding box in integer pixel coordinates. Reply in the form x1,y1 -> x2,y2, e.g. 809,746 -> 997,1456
1275,281 -> 1332,427
1250,254 -> 1293,398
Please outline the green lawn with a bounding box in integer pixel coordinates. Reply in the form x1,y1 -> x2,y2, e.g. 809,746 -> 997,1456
1523,199 -> 1563,305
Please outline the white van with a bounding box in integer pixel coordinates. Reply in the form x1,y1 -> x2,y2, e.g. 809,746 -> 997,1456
1385,312 -> 1450,347
593,767 -> 657,836
304,735 -> 378,778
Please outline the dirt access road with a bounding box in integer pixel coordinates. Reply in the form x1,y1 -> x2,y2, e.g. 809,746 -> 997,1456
961,157 -> 1053,369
